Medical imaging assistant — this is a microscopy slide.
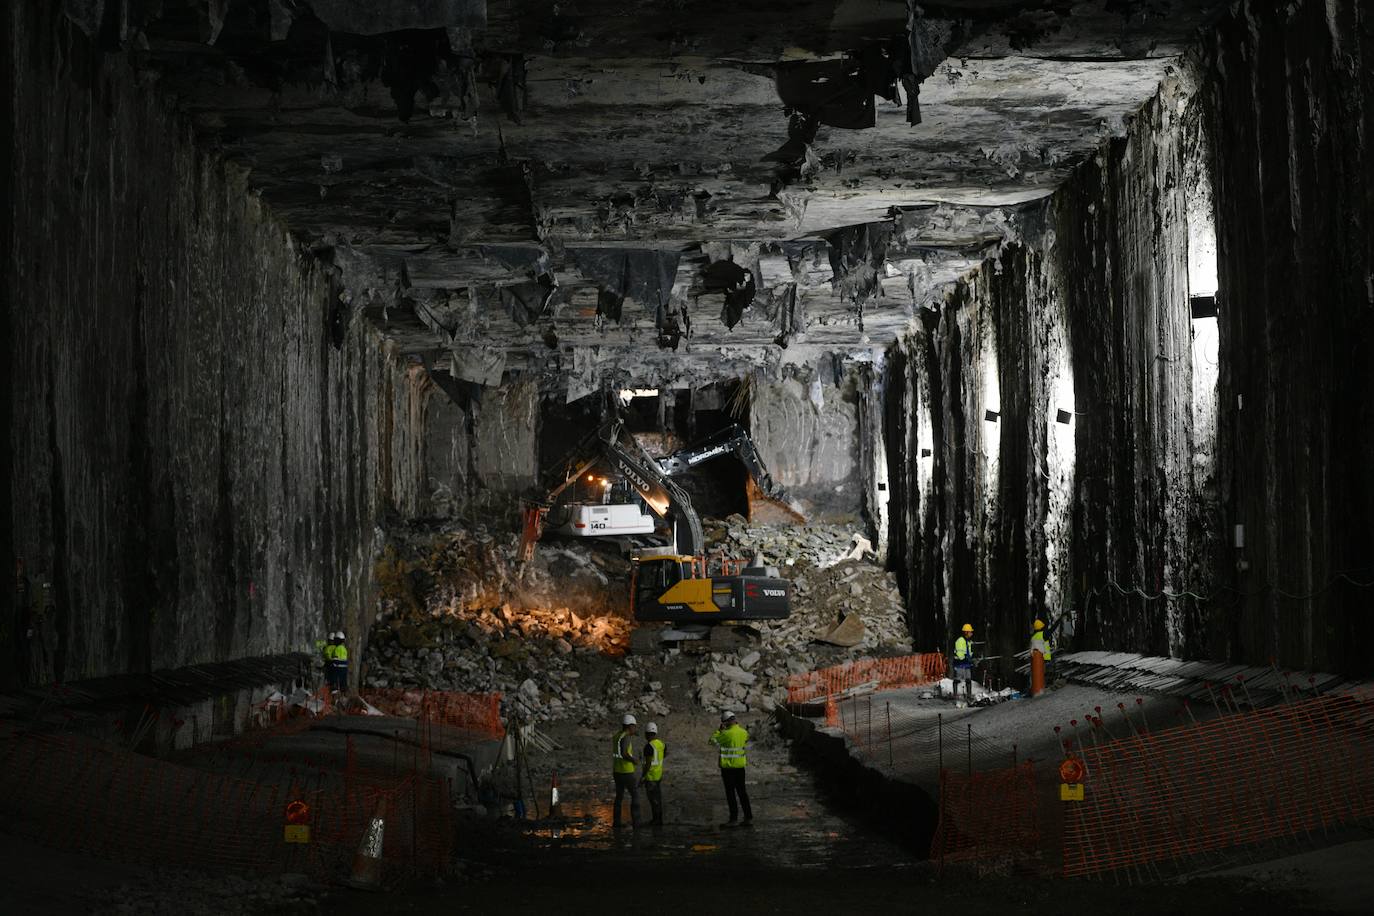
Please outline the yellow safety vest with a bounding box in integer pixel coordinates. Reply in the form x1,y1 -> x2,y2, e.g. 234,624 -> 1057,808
321,643 -> 335,661
333,645 -> 349,663
645,739 -> 665,782
1030,631 -> 1051,661
711,724 -> 748,769
954,636 -> 973,662
612,730 -> 636,774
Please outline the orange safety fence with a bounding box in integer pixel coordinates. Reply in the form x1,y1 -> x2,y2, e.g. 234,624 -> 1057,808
1061,692 -> 1374,879
931,761 -> 1040,868
787,653 -> 947,705
354,689 -> 504,739
0,728 -> 453,880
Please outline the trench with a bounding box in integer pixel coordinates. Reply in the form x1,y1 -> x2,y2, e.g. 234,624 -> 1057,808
778,708 -> 939,856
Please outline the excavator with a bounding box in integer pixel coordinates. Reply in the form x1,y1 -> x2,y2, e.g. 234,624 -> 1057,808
519,412 -> 793,627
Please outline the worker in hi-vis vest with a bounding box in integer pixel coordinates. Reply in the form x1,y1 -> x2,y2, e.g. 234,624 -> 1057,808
640,722 -> 666,826
1030,618 -> 1053,683
611,713 -> 641,829
710,709 -> 752,826
325,631 -> 349,692
953,623 -> 976,704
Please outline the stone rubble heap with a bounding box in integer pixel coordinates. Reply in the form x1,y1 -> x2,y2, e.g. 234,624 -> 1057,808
365,524 -> 664,726
362,519 -> 912,726
365,601 -> 671,726
706,517 -> 868,570
689,518 -> 913,714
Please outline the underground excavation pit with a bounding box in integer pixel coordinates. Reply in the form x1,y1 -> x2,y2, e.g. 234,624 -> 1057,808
7,0 -> 1374,911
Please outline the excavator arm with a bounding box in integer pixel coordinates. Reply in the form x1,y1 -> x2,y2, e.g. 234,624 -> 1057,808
521,416 -> 704,559
658,424 -> 790,502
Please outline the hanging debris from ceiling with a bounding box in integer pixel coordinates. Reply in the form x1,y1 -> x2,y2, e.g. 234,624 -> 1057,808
450,344 -> 506,387
906,3 -> 976,125
825,222 -> 892,310
704,260 -> 758,330
654,301 -> 689,350
571,249 -> 682,327
498,274 -> 557,326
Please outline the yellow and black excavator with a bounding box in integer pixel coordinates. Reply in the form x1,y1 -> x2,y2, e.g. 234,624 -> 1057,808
520,413 -> 792,626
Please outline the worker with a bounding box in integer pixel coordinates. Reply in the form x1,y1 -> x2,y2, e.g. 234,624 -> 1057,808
326,631 -> 349,693
640,721 -> 666,826
318,633 -> 334,685
611,713 -> 641,829
1030,618 -> 1053,682
710,710 -> 752,826
953,623 -> 976,704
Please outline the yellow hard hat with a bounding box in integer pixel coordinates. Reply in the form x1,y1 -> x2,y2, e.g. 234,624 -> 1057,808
1033,619 -> 1045,630
961,623 -> 973,633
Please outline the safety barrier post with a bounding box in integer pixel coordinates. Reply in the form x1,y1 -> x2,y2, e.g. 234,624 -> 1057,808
867,696 -> 872,751
886,702 -> 892,768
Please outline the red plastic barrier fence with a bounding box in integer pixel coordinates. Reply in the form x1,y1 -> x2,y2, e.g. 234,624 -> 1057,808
931,761 -> 1040,867
354,689 -> 504,738
1061,693 -> 1374,879
787,653 -> 947,704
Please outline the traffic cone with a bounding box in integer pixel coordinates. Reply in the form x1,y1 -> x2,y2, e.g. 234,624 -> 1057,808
549,770 -> 562,819
343,798 -> 387,890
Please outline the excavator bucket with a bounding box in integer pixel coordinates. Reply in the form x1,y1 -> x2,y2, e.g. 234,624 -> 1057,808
745,478 -> 806,524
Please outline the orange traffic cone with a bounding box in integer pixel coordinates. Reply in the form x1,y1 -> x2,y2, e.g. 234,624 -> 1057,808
343,798 -> 387,890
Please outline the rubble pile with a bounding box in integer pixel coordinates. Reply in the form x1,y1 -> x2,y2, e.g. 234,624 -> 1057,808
365,601 -> 657,725
706,517 -> 867,570
362,518 -> 913,725
688,518 -> 914,714
374,523 -> 629,620
365,524 -> 658,725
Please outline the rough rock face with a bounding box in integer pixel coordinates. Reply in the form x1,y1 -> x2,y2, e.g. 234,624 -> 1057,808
1205,0 -> 1374,675
886,70 -> 1203,668
750,372 -> 863,521
3,3 -> 428,684
886,0 -> 1374,678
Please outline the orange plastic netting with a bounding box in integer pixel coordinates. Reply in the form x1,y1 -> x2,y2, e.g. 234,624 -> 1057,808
787,653 -> 947,704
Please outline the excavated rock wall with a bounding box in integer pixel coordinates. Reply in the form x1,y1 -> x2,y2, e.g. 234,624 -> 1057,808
751,368 -> 866,523
887,75 -> 1201,665
3,2 -> 427,685
1205,0 -> 1374,675
890,0 -> 1374,679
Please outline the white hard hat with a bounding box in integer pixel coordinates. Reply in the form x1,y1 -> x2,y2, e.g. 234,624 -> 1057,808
334,631 -> 344,640
646,722 -> 658,735
622,713 -> 637,726
720,709 -> 736,723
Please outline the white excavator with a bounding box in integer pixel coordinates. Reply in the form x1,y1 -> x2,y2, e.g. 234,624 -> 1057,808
519,410 -> 795,630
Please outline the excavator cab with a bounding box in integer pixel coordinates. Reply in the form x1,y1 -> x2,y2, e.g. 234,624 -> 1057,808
631,549 -> 790,623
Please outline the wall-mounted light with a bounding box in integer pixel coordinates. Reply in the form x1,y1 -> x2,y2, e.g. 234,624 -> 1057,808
984,409 -> 1000,423
1056,408 -> 1073,425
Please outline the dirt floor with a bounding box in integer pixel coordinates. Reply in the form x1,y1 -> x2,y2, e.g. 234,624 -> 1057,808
2,685 -> 1366,915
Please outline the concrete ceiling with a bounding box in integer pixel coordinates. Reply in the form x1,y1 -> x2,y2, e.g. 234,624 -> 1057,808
107,0 -> 1223,389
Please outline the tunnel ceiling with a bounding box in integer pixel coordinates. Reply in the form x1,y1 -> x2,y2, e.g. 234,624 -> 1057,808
98,0 -> 1223,388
